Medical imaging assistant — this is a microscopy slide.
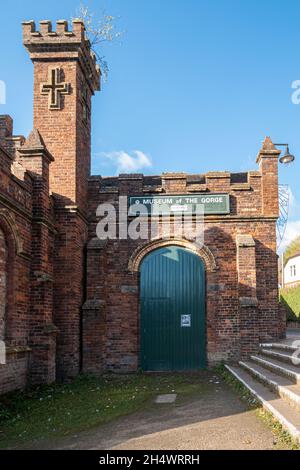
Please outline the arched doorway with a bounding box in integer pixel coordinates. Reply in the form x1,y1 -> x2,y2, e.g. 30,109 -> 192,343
140,245 -> 206,371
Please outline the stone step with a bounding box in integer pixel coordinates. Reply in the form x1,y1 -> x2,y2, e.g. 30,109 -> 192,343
225,364 -> 300,444
260,348 -> 300,366
260,342 -> 299,353
239,360 -> 300,413
251,355 -> 300,385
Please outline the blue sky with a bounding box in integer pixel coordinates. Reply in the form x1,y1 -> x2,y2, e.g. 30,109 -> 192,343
1,0 -> 300,251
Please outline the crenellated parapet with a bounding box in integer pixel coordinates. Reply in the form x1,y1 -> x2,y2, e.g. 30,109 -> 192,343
0,115 -> 25,159
88,168 -> 265,219
22,19 -> 101,92
93,170 -> 261,196
22,18 -> 101,210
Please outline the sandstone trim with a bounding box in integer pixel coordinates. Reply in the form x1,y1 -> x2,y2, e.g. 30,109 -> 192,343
128,237 -> 218,273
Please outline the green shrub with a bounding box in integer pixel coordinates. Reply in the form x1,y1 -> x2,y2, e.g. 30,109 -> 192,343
280,285 -> 300,322
283,236 -> 300,264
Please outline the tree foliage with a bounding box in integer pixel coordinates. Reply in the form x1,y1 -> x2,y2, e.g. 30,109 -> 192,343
280,285 -> 300,322
284,236 -> 300,263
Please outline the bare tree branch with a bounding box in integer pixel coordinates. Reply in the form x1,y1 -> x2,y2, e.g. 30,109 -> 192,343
72,3 -> 123,81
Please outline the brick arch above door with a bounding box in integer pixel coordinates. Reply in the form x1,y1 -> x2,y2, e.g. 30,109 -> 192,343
128,237 -> 218,273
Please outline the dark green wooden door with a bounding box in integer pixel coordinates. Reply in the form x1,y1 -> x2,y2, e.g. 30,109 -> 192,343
140,246 -> 206,371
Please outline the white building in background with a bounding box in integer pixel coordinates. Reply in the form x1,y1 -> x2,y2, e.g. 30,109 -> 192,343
284,254 -> 300,288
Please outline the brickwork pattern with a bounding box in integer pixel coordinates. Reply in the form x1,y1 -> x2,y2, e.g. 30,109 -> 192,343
0,17 -> 285,392
22,19 -> 100,381
0,141 -> 33,394
0,227 -> 7,341
84,155 -> 281,372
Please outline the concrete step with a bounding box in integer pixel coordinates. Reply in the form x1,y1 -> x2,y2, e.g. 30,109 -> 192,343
260,348 -> 300,366
225,364 -> 300,444
239,360 -> 300,413
251,355 -> 300,385
260,342 -> 299,353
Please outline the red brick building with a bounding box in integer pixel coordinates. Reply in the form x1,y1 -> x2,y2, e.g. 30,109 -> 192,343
0,19 -> 285,394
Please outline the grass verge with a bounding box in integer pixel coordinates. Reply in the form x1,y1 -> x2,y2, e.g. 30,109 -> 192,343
280,286 -> 300,322
216,364 -> 300,450
0,372 -> 210,449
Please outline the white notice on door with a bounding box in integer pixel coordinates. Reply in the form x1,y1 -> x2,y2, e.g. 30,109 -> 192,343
181,314 -> 191,327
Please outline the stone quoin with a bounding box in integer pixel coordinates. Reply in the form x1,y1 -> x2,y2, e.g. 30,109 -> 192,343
0,19 -> 285,393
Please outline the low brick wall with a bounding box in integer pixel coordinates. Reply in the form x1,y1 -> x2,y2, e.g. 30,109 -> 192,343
0,350 -> 30,395
287,321 -> 300,329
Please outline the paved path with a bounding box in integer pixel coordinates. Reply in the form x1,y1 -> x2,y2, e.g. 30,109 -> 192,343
41,376 -> 287,450
282,328 -> 300,345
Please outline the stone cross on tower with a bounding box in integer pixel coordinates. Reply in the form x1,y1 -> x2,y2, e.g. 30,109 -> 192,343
40,68 -> 71,110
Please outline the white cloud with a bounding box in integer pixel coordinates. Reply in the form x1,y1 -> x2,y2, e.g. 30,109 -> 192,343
99,150 -> 152,174
278,220 -> 300,253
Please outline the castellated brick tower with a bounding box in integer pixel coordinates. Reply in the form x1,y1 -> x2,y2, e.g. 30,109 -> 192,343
23,19 -> 101,379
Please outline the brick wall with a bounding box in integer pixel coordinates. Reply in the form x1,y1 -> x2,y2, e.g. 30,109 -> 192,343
84,147 -> 281,371
0,227 -> 7,341
0,139 -> 33,394
22,19 -> 100,380
0,17 -> 284,392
